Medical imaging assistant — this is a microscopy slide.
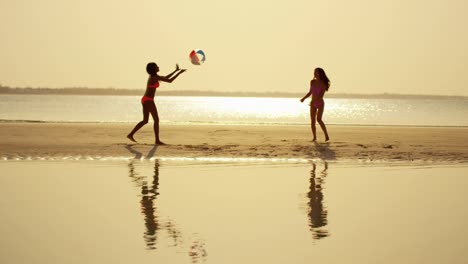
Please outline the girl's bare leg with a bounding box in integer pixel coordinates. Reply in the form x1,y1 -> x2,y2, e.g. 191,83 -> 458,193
127,104 -> 150,142
310,106 -> 318,141
316,105 -> 329,141
148,102 -> 165,145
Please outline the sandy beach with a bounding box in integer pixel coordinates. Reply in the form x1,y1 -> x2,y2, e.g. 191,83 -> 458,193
1,122 -> 467,162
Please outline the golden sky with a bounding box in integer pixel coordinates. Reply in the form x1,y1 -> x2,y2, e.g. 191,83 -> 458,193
1,0 -> 467,95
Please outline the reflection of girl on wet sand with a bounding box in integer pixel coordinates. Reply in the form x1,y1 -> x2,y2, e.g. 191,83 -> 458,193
125,146 -> 205,262
307,162 -> 329,239
125,146 -> 183,250
127,158 -> 161,249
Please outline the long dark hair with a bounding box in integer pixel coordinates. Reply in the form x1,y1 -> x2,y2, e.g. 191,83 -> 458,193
315,68 -> 330,91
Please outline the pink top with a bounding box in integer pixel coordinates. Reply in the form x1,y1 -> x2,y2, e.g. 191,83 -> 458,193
309,81 -> 324,108
309,81 -> 322,96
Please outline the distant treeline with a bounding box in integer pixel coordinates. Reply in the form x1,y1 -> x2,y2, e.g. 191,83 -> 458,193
0,86 -> 139,96
0,85 -> 465,99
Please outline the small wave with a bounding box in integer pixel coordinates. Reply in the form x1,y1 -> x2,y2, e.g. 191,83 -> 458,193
0,155 -> 313,164
0,119 -> 131,124
1,119 -> 467,127
2,155 -> 466,167
0,119 -> 47,123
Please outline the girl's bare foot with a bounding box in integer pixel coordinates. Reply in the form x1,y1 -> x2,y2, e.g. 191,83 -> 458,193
312,137 -> 317,142
127,135 -> 137,143
155,141 -> 166,145
325,136 -> 330,142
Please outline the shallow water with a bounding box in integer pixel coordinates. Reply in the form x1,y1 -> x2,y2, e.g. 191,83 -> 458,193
1,160 -> 467,264
1,94 -> 468,126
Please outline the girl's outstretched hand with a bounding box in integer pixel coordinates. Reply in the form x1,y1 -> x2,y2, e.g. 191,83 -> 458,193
176,64 -> 187,72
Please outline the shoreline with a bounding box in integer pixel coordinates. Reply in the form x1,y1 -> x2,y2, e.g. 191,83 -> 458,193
1,122 -> 468,163
1,119 -> 467,128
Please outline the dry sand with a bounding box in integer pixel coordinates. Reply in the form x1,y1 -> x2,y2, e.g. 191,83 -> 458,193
1,122 -> 467,162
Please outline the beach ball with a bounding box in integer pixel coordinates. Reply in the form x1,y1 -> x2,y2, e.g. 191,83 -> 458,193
190,49 -> 206,65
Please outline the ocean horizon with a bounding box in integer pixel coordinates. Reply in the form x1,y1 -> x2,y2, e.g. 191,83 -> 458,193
1,86 -> 468,99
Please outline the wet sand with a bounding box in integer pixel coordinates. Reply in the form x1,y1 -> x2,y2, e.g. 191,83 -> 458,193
1,122 -> 468,162
1,161 -> 468,264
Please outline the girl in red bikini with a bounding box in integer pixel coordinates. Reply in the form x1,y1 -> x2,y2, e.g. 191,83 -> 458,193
300,67 -> 330,142
127,62 -> 186,145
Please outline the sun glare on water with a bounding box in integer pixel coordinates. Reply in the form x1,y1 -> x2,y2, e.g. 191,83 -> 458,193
198,97 -> 308,122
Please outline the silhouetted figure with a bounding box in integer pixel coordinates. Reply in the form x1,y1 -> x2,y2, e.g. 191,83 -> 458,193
126,145 -> 184,250
127,62 -> 186,145
307,162 -> 329,239
300,68 -> 330,142
141,160 -> 160,249
127,158 -> 160,249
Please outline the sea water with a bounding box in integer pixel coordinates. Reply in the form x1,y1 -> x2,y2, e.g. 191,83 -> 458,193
1,94 -> 467,126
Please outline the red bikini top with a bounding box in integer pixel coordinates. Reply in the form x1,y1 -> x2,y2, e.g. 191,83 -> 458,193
147,81 -> 159,89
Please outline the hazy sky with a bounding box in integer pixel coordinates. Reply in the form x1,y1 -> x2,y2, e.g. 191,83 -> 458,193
1,0 -> 467,95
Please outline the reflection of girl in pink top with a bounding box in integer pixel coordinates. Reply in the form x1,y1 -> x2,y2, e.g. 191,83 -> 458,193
300,68 -> 330,142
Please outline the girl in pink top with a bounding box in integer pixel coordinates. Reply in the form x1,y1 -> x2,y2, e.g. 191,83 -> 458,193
300,68 -> 330,142
127,62 -> 186,145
